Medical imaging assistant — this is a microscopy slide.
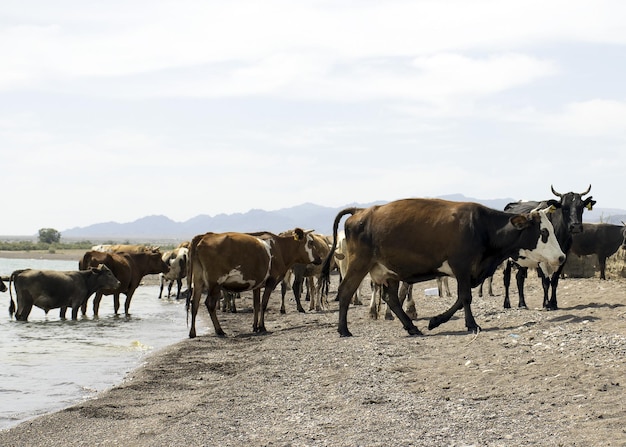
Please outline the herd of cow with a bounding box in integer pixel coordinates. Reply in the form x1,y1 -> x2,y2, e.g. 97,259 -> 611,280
2,185 -> 625,339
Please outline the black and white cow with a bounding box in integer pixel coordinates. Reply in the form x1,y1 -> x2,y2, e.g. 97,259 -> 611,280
502,185 -> 596,309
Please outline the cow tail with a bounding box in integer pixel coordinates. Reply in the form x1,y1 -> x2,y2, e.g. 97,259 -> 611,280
320,208 -> 360,296
8,270 -> 25,317
185,234 -> 203,324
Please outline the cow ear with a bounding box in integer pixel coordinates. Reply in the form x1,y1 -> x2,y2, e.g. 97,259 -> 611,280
510,214 -> 531,229
585,197 -> 596,211
293,228 -> 305,241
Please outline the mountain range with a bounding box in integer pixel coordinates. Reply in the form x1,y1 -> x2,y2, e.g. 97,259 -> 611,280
61,194 -> 626,243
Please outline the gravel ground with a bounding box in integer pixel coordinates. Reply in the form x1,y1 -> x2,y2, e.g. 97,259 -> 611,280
0,270 -> 624,447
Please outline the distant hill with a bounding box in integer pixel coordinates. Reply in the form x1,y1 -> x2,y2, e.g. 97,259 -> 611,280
60,195 -> 626,242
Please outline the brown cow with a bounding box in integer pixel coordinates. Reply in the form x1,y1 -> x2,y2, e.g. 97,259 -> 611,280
187,228 -> 324,338
8,265 -> 120,320
321,198 -> 565,337
279,232 -> 331,313
78,249 -> 170,316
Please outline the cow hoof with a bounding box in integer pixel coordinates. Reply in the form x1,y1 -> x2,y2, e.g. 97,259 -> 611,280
406,326 -> 422,336
280,309 -> 286,314
518,304 -> 528,309
297,308 -> 306,314
468,326 -> 482,334
428,317 -> 442,330
338,329 -> 353,337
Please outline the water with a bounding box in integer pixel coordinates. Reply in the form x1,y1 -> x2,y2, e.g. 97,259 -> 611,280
0,257 -> 192,430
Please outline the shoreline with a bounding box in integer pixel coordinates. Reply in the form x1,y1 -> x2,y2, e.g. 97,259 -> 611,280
0,250 -> 84,261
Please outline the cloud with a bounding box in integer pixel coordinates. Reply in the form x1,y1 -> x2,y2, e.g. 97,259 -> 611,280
541,99 -> 626,138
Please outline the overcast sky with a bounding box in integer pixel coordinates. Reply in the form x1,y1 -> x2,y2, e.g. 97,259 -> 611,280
2,1 -> 625,236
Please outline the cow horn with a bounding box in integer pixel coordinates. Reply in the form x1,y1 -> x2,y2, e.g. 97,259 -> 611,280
580,184 -> 591,196
551,185 -> 562,198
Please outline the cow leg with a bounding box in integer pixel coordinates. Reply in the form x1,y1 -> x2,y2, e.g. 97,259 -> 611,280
543,269 -> 562,310
205,290 -> 225,336
167,281 -> 174,299
336,267 -> 370,337
71,305 -> 80,320
429,277 -> 480,333
599,256 -> 607,280
113,294 -> 121,315
516,268 -> 528,308
16,294 -> 33,321
257,282 -> 277,333
92,291 -> 103,317
123,291 -> 135,316
280,281 -> 288,314
292,275 -> 306,313
308,277 -> 317,311
60,307 -> 67,319
176,278 -> 183,300
368,283 -> 381,319
253,288 -> 262,332
503,262 -> 512,308
382,280 -> 422,335
158,278 -> 165,299
392,282 -> 415,320
188,284 -> 204,338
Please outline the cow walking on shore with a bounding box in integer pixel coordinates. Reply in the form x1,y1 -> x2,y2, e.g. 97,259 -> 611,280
321,198 -> 565,337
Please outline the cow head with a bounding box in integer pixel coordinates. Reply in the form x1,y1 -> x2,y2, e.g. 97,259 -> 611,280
92,264 -> 122,290
0,277 -> 7,293
551,184 -> 596,234
510,207 -> 566,274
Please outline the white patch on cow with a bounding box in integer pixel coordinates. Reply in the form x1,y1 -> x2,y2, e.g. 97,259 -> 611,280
304,234 -> 316,262
517,209 -> 565,272
255,237 -> 273,283
436,261 -> 454,276
370,262 -> 398,285
217,267 -> 257,289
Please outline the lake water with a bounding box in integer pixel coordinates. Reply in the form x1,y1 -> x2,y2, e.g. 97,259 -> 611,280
0,257 -> 196,430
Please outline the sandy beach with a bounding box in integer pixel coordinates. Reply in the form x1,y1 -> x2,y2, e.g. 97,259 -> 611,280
0,249 -> 625,446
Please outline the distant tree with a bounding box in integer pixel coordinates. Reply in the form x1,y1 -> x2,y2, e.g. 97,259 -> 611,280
38,228 -> 61,244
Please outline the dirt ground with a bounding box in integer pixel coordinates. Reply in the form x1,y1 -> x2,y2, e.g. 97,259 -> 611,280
0,258 -> 624,447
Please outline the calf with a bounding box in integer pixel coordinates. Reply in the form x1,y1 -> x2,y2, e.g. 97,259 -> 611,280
158,247 -> 189,299
8,265 -> 120,321
187,228 -> 324,338
321,198 -> 565,337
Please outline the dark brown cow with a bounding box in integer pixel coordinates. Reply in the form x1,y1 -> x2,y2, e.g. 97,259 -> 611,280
8,265 -> 120,321
320,198 -> 566,337
187,228 -> 324,338
78,250 -> 170,316
569,222 -> 626,279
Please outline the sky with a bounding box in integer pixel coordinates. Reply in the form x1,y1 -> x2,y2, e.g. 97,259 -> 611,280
2,1 -> 626,236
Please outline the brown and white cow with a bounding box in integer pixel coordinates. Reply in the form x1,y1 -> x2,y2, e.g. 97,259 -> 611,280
91,244 -> 160,254
321,198 -> 565,337
158,246 -> 189,299
279,232 -> 332,313
186,228 -> 324,338
78,249 -> 170,316
8,265 -> 120,321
